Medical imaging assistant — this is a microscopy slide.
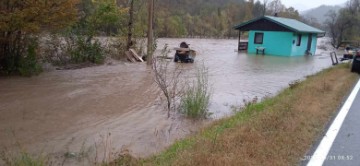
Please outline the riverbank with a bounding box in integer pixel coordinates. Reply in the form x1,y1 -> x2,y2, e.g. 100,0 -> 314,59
114,63 -> 358,165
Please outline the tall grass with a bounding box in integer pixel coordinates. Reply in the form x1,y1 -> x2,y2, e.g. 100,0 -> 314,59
0,151 -> 47,166
180,66 -> 211,119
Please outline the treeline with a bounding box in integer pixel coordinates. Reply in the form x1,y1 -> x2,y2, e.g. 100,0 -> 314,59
0,0 -> 131,75
0,0 -> 77,75
0,0 -> 304,76
154,0 -> 302,38
324,0 -> 360,48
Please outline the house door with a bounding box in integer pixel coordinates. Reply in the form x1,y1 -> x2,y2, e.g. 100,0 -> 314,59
307,34 -> 313,52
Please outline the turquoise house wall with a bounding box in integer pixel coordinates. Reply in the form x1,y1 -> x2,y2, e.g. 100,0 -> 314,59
248,31 -> 293,56
291,33 -> 317,56
291,33 -> 308,56
310,34 -> 317,55
248,31 -> 319,56
290,33 -> 318,56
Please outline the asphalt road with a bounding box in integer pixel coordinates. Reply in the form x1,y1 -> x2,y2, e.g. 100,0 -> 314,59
304,79 -> 360,166
322,89 -> 360,166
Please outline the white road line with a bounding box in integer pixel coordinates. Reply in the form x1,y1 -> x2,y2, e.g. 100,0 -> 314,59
307,79 -> 360,166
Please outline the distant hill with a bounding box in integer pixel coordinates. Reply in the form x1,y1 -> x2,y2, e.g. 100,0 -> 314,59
301,5 -> 342,24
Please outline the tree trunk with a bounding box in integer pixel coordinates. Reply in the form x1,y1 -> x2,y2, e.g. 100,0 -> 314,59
147,0 -> 154,65
127,0 -> 134,50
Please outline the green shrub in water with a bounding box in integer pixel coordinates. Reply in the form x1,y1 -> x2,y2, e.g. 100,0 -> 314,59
18,39 -> 42,76
70,36 -> 104,64
180,66 -> 211,119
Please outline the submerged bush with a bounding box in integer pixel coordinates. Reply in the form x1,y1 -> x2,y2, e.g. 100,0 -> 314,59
180,66 -> 211,119
43,34 -> 105,65
70,36 -> 104,64
18,39 -> 42,76
0,37 -> 42,76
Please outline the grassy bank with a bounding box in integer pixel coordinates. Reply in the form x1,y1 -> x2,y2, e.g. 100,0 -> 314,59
113,64 -> 358,166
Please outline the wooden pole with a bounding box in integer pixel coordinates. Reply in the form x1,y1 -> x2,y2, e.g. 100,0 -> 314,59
238,31 -> 241,51
147,0 -> 154,65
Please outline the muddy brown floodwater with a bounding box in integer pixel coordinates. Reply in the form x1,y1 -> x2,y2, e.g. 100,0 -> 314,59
0,38 -> 335,165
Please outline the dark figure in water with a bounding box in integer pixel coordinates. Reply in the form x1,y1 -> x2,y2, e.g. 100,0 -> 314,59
174,42 -> 194,63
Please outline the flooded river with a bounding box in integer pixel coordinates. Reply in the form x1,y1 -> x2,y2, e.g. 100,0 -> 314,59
158,38 -> 334,117
0,38 -> 335,164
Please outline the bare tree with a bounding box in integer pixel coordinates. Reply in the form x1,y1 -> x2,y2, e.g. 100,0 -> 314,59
346,0 -> 360,14
147,0 -> 154,65
152,49 -> 183,118
267,0 -> 284,15
325,9 -> 353,49
263,0 -> 268,15
126,0 -> 135,50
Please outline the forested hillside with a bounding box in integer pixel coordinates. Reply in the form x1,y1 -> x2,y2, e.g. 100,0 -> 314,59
154,0 -> 247,38
302,5 -> 342,24
151,0 -> 301,38
113,0 -> 302,38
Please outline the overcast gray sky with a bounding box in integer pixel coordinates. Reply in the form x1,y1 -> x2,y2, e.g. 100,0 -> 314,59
281,0 -> 348,11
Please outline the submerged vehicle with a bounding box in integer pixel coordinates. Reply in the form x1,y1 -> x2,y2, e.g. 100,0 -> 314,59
344,46 -> 357,59
340,46 -> 360,61
174,42 -> 195,63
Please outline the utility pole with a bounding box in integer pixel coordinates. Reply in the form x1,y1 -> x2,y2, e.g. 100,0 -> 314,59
147,0 -> 154,65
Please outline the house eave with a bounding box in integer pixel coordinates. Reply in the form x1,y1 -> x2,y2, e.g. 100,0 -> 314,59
234,16 -> 325,35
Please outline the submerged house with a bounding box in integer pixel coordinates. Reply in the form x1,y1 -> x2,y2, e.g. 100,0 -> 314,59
234,16 -> 325,56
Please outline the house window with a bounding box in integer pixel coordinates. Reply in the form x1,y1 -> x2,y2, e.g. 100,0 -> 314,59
254,32 -> 264,44
296,34 -> 302,46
